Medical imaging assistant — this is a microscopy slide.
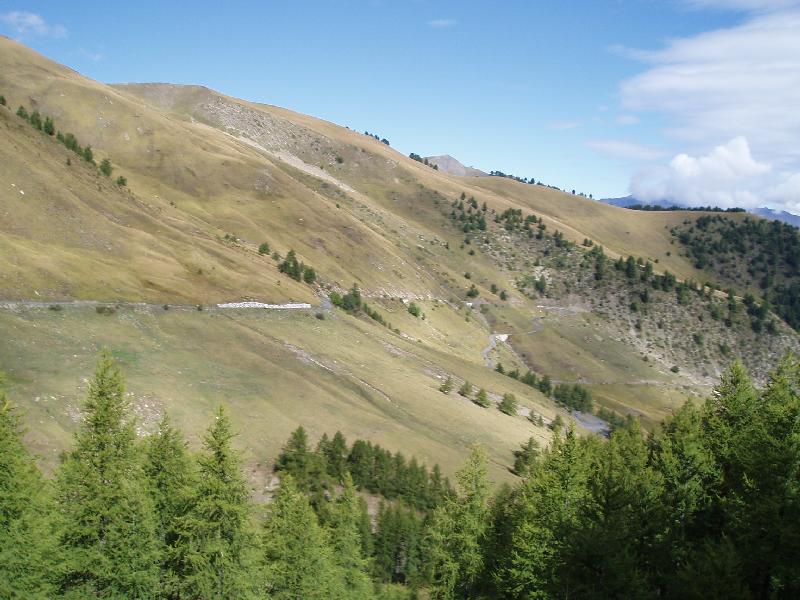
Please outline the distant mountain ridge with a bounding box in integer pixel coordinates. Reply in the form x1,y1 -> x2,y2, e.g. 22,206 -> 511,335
424,154 -> 487,177
602,196 -> 800,227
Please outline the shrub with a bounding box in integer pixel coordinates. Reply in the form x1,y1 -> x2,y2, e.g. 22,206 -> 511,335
16,105 -> 28,119
549,414 -> 564,431
474,388 -> 490,408
439,376 -> 453,394
538,374 -> 552,395
499,290 -> 508,301
99,159 -> 113,177
499,393 -> 517,415
115,176 -> 127,187
29,111 -> 42,130
528,412 -> 545,427
279,250 -> 303,281
315,312 -> 325,320
43,116 -> 54,135
258,242 -> 270,255
331,284 -> 361,313
407,302 -> 422,317
458,381 -> 473,397
62,133 -> 79,152
0,95 -> 6,106
303,266 -> 316,284
466,284 -> 479,298
83,145 -> 94,163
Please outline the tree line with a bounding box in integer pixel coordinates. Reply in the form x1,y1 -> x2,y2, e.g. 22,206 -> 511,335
3,353 -> 800,598
671,215 -> 800,331
9,98 -> 127,187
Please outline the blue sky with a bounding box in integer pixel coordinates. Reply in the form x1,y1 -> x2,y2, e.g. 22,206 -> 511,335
3,1 -> 800,212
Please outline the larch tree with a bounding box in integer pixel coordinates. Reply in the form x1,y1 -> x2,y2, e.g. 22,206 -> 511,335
424,445 -> 491,599
322,473 -> 375,599
168,406 -> 256,599
261,475 -> 343,599
54,352 -> 159,599
0,390 -> 57,600
143,413 -> 198,598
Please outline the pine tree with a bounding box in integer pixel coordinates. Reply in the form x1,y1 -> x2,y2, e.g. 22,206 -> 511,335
275,425 -> 328,495
701,356 -> 800,596
261,475 -> 343,599
373,501 -> 422,586
99,159 -> 113,177
169,406 -> 256,599
424,445 -> 490,599
512,437 -> 540,476
0,392 -> 57,599
54,352 -> 159,598
495,426 -> 591,598
321,430 -> 348,481
649,400 -> 719,586
278,250 -> 303,281
143,414 -> 197,597
322,473 -> 375,599
499,392 -> 517,415
561,420 -> 665,597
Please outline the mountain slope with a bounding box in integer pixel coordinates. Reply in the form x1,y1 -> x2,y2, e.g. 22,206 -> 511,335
1,36 -> 798,481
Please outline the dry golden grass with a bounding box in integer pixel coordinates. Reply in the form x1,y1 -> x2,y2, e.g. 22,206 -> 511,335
0,37 -> 778,482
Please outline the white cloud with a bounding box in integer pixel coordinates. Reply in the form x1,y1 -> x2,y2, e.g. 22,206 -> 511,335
427,19 -> 456,28
617,115 -> 640,126
620,9 -> 800,165
619,4 -> 800,213
765,173 -> 800,213
0,11 -> 67,38
628,137 -> 800,210
586,139 -> 667,161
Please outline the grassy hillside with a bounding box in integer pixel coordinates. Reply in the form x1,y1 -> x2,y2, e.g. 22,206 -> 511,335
1,36 -> 797,479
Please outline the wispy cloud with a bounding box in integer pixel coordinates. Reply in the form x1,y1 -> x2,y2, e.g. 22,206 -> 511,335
79,48 -> 103,62
586,139 -> 667,161
0,11 -> 67,38
427,18 -> 457,28
618,3 -> 800,213
620,9 -> 800,158
617,115 -> 640,126
549,120 -> 582,131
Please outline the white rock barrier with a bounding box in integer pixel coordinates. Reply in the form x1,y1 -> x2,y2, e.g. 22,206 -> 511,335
216,302 -> 312,309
